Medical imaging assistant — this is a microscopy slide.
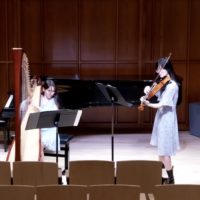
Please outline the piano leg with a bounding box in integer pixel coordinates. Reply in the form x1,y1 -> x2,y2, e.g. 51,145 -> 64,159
0,119 -> 10,152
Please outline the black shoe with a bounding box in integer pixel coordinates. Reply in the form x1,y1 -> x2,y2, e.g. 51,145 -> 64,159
164,177 -> 175,184
166,167 -> 175,184
162,177 -> 168,184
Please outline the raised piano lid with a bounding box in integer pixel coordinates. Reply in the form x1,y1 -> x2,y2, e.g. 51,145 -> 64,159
47,76 -> 154,109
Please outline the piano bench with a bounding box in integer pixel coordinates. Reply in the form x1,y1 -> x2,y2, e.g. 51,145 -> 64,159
44,134 -> 73,170
0,119 -> 10,152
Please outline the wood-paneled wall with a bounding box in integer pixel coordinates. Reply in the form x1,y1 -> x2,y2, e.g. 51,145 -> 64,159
1,0 -> 200,133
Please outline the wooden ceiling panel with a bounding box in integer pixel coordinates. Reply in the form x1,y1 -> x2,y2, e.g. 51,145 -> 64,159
44,0 -> 78,61
189,1 -> 200,60
21,0 -> 42,61
80,0 -> 116,61
162,0 -> 189,59
118,0 -> 139,61
80,63 -> 115,79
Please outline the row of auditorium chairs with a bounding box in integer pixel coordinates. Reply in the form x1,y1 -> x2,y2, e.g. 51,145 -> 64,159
2,159 -> 185,200
1,184 -> 200,200
1,160 -> 162,199
1,160 -> 162,186
68,160 -> 162,193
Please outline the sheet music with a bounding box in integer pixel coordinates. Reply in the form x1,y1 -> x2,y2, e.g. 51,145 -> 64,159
4,94 -> 14,108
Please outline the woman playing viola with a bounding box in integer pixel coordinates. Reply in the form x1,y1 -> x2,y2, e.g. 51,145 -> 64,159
140,57 -> 181,184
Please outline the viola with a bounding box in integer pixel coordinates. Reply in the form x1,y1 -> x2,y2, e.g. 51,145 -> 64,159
138,53 -> 172,111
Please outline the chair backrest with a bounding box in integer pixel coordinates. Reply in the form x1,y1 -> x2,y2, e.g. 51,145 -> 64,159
36,185 -> 87,200
88,184 -> 140,200
69,160 -> 115,185
0,185 -> 35,200
0,161 -> 11,185
154,184 -> 200,200
13,161 -> 58,185
116,160 -> 162,193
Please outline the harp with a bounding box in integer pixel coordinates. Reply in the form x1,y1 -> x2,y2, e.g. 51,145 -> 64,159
6,48 -> 42,161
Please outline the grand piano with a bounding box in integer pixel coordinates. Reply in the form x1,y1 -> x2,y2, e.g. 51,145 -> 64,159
2,77 -> 154,118
48,77 -> 154,109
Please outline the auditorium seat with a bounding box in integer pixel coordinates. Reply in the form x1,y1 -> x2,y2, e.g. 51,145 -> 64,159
116,160 -> 162,199
0,185 -> 35,200
88,184 -> 141,200
0,161 -> 11,185
12,161 -> 59,185
68,160 -> 115,185
154,184 -> 200,200
36,185 -> 87,200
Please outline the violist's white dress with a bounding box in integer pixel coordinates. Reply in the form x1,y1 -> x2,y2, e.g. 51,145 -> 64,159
150,80 -> 180,156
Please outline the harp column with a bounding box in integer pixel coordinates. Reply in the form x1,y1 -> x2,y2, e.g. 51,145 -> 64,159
12,47 -> 22,161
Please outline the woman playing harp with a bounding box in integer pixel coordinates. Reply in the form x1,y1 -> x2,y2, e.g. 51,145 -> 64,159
21,79 -> 60,158
20,55 -> 60,160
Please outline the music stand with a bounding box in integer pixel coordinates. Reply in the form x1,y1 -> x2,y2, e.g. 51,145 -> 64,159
96,82 -> 133,161
25,109 -> 82,163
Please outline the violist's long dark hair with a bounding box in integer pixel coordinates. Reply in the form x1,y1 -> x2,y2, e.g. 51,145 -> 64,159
156,58 -> 183,106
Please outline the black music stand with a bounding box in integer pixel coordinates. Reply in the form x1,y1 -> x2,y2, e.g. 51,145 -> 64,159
25,109 -> 82,163
96,82 -> 132,161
